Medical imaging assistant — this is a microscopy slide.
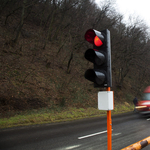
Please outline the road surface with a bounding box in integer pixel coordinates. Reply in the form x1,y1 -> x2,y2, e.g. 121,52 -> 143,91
0,112 -> 150,150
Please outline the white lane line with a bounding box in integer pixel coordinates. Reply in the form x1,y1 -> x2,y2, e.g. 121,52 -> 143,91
78,130 -> 113,140
65,145 -> 81,149
112,133 -> 121,136
147,118 -> 150,121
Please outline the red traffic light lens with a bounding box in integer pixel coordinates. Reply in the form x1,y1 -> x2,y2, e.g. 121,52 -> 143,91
94,36 -> 103,47
85,29 -> 104,46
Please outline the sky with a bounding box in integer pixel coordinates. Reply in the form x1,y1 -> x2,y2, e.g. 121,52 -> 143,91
95,0 -> 150,27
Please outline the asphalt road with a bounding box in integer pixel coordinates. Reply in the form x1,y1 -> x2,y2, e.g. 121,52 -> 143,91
0,112 -> 150,150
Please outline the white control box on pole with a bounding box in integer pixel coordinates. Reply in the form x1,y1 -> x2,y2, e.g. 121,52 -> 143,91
98,91 -> 114,110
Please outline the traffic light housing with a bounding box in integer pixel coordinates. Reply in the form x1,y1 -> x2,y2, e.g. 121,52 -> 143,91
84,29 -> 112,87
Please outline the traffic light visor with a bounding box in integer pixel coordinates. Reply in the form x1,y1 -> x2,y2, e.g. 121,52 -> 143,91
85,29 -> 95,44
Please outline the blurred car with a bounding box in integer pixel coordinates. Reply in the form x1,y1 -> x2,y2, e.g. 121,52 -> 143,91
136,86 -> 150,115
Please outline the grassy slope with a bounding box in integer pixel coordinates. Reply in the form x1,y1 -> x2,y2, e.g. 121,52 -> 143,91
0,102 -> 134,129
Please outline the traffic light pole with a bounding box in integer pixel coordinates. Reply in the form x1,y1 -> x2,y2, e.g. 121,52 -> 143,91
84,28 -> 112,149
107,87 -> 112,150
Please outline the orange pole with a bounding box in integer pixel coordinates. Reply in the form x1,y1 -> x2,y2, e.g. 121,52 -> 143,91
107,87 -> 112,150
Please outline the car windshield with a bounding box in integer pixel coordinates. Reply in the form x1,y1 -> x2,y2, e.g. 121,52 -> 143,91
142,93 -> 150,100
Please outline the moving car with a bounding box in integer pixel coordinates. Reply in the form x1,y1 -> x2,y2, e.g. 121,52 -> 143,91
136,86 -> 150,115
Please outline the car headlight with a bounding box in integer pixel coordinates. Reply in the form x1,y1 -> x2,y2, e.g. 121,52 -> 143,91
135,106 -> 147,109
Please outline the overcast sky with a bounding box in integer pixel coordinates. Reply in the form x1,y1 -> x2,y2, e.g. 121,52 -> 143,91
95,0 -> 150,27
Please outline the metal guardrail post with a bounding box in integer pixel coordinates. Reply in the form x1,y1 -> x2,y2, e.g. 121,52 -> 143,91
121,136 -> 150,150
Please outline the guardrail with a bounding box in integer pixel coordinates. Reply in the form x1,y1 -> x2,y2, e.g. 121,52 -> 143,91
121,136 -> 150,150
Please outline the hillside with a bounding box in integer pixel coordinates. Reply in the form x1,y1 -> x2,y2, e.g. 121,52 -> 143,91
0,0 -> 150,116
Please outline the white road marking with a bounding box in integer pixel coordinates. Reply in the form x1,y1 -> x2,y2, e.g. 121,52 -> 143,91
112,133 -> 121,136
65,145 -> 81,149
78,129 -> 113,140
147,118 -> 150,121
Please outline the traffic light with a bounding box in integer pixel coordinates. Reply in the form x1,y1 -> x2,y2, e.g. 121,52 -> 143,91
84,29 -> 112,87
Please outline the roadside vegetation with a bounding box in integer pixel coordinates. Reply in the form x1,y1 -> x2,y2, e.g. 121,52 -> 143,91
0,102 -> 133,129
0,0 -> 150,128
